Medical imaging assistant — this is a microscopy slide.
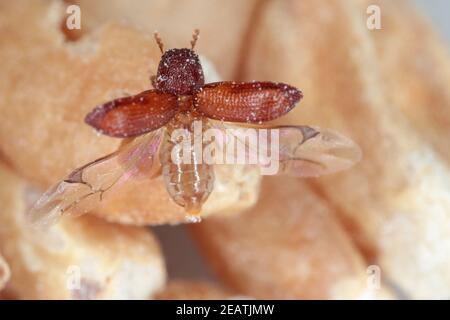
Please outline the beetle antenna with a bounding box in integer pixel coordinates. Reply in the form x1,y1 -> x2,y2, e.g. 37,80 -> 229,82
190,29 -> 200,50
153,31 -> 164,54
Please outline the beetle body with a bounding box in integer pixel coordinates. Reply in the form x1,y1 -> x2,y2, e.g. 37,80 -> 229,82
29,31 -> 363,227
84,31 -> 303,216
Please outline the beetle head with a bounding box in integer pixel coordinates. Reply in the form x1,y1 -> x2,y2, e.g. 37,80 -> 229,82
155,48 -> 205,96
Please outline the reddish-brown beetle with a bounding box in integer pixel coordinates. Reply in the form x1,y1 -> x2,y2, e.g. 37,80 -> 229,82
30,30 -> 361,226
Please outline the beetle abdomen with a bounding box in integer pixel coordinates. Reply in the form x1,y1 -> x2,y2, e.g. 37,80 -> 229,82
159,116 -> 214,215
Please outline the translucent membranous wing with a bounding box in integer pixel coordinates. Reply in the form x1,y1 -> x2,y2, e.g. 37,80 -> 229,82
273,126 -> 362,177
28,129 -> 163,227
210,122 -> 361,177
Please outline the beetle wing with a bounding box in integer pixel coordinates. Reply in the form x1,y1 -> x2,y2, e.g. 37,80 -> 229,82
194,81 -> 302,123
210,122 -> 361,177
271,125 -> 362,177
28,129 -> 163,227
85,90 -> 178,137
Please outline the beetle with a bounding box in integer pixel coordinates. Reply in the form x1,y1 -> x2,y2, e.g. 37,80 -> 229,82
29,30 -> 361,226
